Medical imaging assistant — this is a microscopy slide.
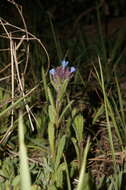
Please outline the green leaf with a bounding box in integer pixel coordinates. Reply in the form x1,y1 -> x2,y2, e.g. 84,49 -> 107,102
48,121 -> 55,157
76,137 -> 90,190
55,135 -> 66,170
18,112 -> 31,190
31,184 -> 41,190
78,173 -> 93,190
58,100 -> 74,124
12,175 -> 20,187
48,105 -> 57,124
64,156 -> 72,190
73,114 -> 84,143
70,160 -> 78,178
47,87 -> 56,110
55,163 -> 65,188
48,185 -> 57,190
58,79 -> 69,101
71,137 -> 79,162
51,163 -> 65,188
92,103 -> 104,124
72,108 -> 78,118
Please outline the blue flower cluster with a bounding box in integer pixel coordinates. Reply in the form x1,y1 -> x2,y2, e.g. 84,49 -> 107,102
49,60 -> 76,82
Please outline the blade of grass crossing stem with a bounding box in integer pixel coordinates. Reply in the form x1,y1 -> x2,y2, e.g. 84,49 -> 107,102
18,112 -> 31,190
76,137 -> 90,190
0,93 -> 28,118
0,86 -> 37,118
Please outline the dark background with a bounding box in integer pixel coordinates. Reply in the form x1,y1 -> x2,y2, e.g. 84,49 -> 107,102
1,0 -> 126,37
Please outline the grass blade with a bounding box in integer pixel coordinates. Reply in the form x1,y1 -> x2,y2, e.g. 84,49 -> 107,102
76,137 -> 90,190
18,112 -> 31,190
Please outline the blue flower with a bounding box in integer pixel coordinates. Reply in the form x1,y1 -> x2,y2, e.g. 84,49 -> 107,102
61,60 -> 69,69
49,60 -> 76,84
70,67 -> 76,73
49,68 -> 56,75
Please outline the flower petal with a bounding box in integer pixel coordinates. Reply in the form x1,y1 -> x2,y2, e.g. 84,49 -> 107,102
49,68 -> 56,75
70,67 -> 76,73
61,60 -> 69,68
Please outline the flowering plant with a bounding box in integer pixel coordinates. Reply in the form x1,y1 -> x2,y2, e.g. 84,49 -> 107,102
49,60 -> 76,92
48,59 -> 76,125
47,59 -> 76,158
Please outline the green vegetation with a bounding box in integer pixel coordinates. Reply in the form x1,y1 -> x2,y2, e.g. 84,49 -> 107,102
0,0 -> 126,189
